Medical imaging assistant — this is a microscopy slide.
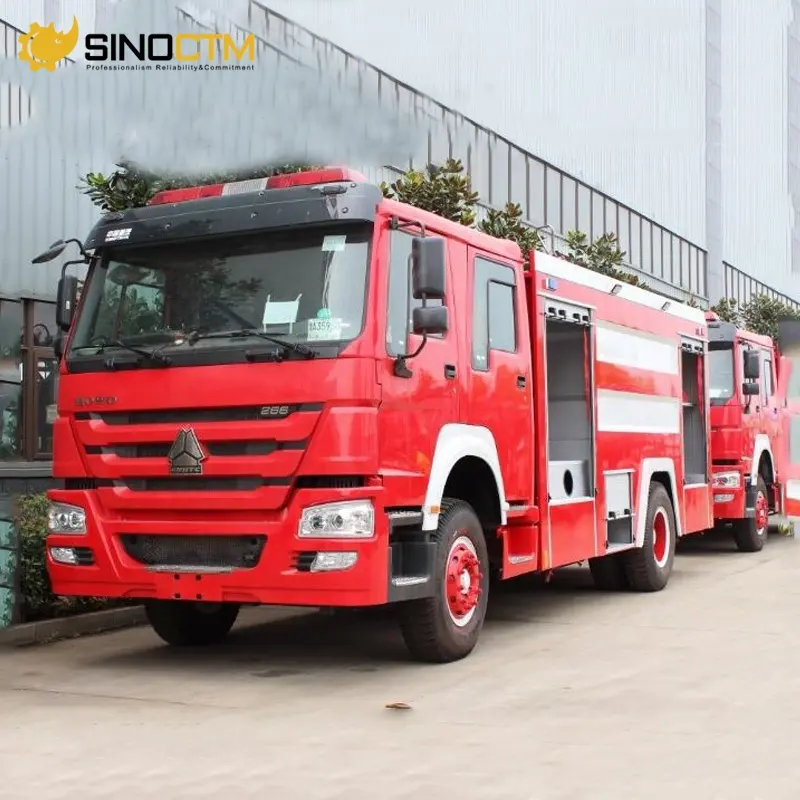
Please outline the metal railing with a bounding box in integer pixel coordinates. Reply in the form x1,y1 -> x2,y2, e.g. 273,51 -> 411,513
246,1 -> 710,302
723,261 -> 800,311
7,7 -> 797,310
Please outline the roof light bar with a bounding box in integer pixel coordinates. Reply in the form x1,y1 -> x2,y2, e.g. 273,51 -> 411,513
147,166 -> 367,206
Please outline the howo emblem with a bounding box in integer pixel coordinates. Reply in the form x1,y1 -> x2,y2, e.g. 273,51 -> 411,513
167,428 -> 207,475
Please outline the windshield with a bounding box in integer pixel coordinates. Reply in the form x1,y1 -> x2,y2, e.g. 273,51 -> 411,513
69,224 -> 372,361
709,345 -> 735,403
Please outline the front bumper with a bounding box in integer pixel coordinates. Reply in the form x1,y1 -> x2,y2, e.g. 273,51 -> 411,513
712,471 -> 758,521
46,487 -> 397,607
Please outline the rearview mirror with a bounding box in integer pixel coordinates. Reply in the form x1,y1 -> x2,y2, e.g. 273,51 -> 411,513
412,305 -> 448,336
56,274 -> 79,331
743,350 -> 760,380
742,380 -> 760,396
411,236 -> 446,301
31,239 -> 67,265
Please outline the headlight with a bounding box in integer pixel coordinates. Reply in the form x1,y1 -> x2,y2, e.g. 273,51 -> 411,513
47,502 -> 87,535
712,471 -> 741,489
298,500 -> 374,538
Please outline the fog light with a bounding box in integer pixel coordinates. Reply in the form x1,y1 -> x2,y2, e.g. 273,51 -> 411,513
50,547 -> 79,565
310,552 -> 358,572
714,493 -> 735,503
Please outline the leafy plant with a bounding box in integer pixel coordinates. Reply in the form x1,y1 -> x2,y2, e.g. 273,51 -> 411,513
557,230 -> 643,287
478,202 -> 545,260
710,297 -> 740,325
78,161 -> 321,211
741,294 -> 800,340
14,493 -> 117,622
381,159 -> 479,226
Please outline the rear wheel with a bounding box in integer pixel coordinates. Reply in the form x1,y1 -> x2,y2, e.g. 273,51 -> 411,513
732,476 -> 769,553
144,600 -> 240,647
397,499 -> 489,663
622,482 -> 676,592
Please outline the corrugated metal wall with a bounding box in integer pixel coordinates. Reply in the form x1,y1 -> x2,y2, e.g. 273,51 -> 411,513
0,1 -> 103,300
721,0 -> 795,299
263,0 -> 708,250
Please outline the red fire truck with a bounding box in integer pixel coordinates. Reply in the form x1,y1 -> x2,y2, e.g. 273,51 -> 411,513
38,167 -> 715,663
708,313 -> 800,548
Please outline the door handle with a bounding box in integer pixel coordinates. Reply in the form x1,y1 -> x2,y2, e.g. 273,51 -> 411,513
444,364 -> 457,379
516,375 -> 527,389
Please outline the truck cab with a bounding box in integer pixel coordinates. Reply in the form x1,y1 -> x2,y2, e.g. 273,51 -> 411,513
707,314 -> 780,550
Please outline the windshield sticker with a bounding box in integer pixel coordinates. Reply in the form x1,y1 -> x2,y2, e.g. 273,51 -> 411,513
307,317 -> 343,341
321,235 -> 347,252
262,294 -> 302,327
316,308 -> 332,319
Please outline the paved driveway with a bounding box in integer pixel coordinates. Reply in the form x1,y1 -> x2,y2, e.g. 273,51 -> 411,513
1,532 -> 799,799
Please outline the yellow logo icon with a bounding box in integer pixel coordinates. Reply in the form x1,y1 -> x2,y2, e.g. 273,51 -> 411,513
18,18 -> 80,72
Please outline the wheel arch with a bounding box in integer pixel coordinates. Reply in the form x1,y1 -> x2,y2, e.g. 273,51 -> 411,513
422,424 -> 508,531
634,458 -> 682,546
752,434 -> 775,486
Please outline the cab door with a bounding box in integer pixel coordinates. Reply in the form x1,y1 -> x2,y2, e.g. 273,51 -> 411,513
376,221 -> 461,505
462,247 -> 532,505
777,321 -> 800,519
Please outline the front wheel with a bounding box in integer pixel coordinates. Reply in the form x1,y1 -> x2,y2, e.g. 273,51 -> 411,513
732,476 -> 769,553
144,600 -> 240,647
397,499 -> 489,663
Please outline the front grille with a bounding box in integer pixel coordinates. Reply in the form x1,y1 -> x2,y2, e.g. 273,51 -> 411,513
86,440 -> 306,458
121,534 -> 266,570
120,477 -> 289,492
77,403 -> 323,425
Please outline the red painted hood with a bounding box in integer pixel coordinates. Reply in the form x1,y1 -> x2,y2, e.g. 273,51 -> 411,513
53,358 -> 380,513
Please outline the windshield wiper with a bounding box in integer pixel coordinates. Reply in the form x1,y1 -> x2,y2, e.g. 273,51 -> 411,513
87,338 -> 172,368
185,328 -> 316,359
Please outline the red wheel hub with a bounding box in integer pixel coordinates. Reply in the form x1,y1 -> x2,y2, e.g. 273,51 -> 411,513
652,509 -> 668,565
756,490 -> 768,533
446,538 -> 482,622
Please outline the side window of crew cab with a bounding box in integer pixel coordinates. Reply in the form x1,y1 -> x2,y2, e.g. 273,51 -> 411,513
385,228 -> 444,355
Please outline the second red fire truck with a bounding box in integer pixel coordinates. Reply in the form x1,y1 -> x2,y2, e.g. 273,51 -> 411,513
36,167 -> 797,662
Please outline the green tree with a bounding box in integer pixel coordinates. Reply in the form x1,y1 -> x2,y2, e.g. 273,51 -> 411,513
557,230 -> 643,287
710,297 -> 740,325
741,294 -> 800,340
477,202 -> 544,260
381,159 -> 479,226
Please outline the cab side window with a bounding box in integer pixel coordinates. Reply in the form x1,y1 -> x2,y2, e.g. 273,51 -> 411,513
471,256 -> 517,371
763,356 -> 774,399
385,228 -> 443,356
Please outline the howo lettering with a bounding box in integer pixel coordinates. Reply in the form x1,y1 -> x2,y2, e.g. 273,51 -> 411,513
36,167 -> 800,662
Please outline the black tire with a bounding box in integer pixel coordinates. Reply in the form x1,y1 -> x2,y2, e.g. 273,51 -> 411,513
397,499 -> 489,663
589,553 -> 629,591
732,475 -> 769,553
144,600 -> 240,647
622,482 -> 676,592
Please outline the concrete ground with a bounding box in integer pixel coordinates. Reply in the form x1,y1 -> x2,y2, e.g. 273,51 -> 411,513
1,532 -> 799,799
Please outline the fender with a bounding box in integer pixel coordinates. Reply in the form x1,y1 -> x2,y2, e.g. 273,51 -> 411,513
634,457 -> 683,546
750,433 -> 774,486
422,423 -> 508,531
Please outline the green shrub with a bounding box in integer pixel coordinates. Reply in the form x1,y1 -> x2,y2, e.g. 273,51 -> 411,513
15,493 -> 119,622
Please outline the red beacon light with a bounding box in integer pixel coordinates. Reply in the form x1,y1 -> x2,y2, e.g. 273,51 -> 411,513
148,166 -> 367,206
705,310 -> 720,322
